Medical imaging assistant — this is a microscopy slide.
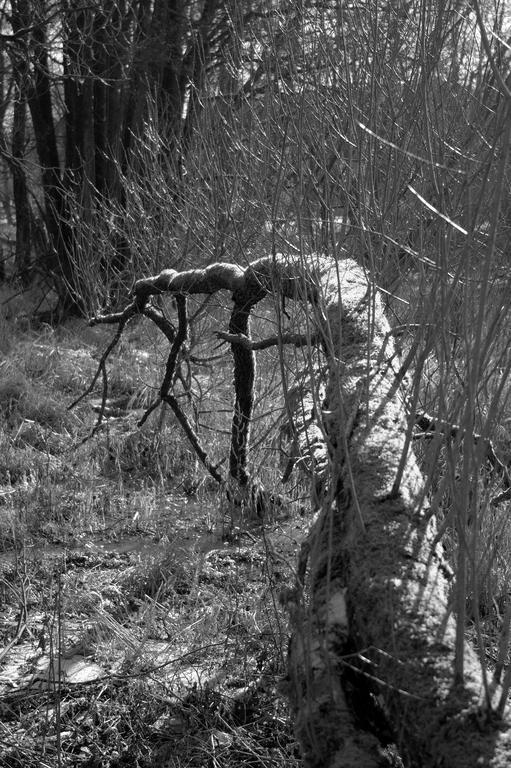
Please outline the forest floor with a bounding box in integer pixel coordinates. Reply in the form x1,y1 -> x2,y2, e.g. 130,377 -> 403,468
0,312 -> 305,768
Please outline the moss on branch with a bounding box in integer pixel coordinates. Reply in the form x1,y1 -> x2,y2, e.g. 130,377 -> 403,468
82,252 -> 511,766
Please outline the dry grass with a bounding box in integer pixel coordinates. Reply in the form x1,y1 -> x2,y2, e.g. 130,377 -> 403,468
2,255 -> 511,765
0,313 -> 302,768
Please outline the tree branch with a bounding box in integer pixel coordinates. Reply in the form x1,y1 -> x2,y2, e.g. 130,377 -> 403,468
414,410 -> 511,505
83,253 -> 511,765
70,303 -> 139,411
161,392 -> 224,485
216,329 -> 319,350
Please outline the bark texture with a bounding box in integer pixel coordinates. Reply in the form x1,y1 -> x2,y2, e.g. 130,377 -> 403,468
129,254 -> 511,767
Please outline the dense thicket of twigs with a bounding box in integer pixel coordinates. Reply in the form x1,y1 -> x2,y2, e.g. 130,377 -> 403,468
3,1 -> 511,765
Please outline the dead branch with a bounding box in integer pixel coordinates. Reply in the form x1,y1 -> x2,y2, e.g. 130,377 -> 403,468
88,302 -> 141,327
216,330 -> 319,350
161,294 -> 188,397
72,360 -> 108,446
80,253 -> 511,765
142,305 -> 176,341
71,300 -> 146,414
139,295 -> 224,483
414,409 -> 511,505
69,306 -> 139,418
161,392 -> 224,484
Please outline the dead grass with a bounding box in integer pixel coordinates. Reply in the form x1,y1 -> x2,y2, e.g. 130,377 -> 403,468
2,289 -> 509,765
0,314 -> 301,768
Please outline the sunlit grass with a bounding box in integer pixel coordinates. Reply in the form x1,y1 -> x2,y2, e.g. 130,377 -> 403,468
0,313 -> 299,767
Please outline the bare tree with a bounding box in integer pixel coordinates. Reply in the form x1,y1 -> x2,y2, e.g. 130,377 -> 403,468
2,0 -> 263,312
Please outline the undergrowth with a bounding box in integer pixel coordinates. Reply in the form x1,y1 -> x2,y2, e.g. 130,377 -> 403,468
0,310 -> 301,768
1,276 -> 510,766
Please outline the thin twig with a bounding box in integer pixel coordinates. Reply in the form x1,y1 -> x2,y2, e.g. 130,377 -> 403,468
69,303 -> 139,410
472,0 -> 511,102
75,361 -> 109,446
88,300 -> 142,327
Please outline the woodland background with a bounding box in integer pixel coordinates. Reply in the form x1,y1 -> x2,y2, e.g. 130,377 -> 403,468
1,1 -> 511,766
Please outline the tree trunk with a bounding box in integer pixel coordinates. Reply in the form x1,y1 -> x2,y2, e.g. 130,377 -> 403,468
11,85 -> 31,285
9,0 -> 81,315
107,253 -> 511,765
280,259 -> 511,767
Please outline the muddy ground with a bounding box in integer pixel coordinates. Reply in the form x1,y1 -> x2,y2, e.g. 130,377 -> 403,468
0,323 -> 307,767
0,488 -> 308,767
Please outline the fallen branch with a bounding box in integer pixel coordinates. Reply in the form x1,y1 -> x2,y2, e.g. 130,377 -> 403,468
69,302 -> 140,411
414,409 -> 511,505
80,253 -> 511,765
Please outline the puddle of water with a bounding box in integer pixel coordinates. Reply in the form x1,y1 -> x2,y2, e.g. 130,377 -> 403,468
0,498 -> 304,699
0,527 -> 235,574
0,626 -> 221,694
30,656 -> 106,687
0,537 -> 182,567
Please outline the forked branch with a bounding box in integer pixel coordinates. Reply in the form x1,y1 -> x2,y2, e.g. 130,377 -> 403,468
75,253 -> 511,765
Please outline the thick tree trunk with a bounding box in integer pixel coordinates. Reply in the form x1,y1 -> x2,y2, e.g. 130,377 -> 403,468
121,253 -> 511,765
